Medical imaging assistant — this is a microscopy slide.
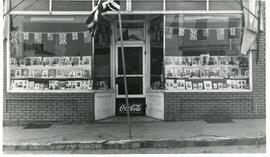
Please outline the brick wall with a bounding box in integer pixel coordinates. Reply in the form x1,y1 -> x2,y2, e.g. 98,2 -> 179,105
164,1 -> 266,121
3,42 -> 95,126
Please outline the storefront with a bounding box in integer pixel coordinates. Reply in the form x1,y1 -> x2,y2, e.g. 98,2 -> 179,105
3,0 -> 266,124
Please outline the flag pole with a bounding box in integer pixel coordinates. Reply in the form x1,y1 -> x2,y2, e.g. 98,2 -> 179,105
118,11 -> 131,138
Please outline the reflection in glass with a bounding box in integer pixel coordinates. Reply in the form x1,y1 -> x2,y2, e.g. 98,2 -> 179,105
118,47 -> 143,75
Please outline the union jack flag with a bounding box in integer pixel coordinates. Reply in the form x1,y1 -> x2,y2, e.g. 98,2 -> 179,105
190,29 -> 198,40
86,0 -> 120,37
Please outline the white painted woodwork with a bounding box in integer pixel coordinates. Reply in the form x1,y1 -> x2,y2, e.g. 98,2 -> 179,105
146,91 -> 164,120
94,91 -> 115,120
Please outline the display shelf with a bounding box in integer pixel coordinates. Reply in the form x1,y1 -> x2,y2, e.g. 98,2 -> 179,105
7,89 -> 95,93
165,77 -> 249,80
10,65 -> 91,70
164,89 -> 251,93
11,77 -> 91,80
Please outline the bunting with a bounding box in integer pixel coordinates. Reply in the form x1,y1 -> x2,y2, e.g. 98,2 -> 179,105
47,33 -> 54,41
165,27 -> 173,39
10,31 -> 18,44
83,31 -> 92,43
59,33 -> 67,45
190,29 -> 198,40
216,29 -> 224,40
23,32 -> 29,40
72,32 -> 78,40
203,29 -> 209,37
230,28 -> 236,36
34,33 -> 42,43
178,28 -> 184,36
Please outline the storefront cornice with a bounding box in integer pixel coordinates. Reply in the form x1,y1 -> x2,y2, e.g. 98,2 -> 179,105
9,10 -> 243,15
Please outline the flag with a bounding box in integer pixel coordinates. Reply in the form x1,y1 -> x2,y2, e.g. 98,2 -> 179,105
83,31 -> 92,43
230,28 -> 236,36
59,33 -> 67,45
34,33 -> 42,43
47,33 -> 54,41
178,28 -> 184,36
190,29 -> 198,40
10,31 -> 18,44
86,0 -> 120,37
203,29 -> 209,37
216,28 -> 224,40
23,32 -> 29,40
72,32 -> 78,40
241,0 -> 259,55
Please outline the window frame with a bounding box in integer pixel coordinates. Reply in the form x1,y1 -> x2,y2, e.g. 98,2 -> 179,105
163,14 -> 253,93
6,0 -> 245,93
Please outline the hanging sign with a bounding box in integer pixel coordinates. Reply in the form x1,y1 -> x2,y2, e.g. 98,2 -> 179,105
116,99 -> 146,116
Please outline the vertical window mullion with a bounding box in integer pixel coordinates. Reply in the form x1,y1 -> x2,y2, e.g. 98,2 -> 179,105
163,0 -> 166,11
49,0 -> 52,12
207,0 -> 209,11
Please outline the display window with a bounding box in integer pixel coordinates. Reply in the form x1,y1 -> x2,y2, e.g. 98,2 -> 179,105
149,15 -> 164,90
164,14 -> 251,91
93,18 -> 112,90
11,0 -> 50,11
8,15 -> 93,92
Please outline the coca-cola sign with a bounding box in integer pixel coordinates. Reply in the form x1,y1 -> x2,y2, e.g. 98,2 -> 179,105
116,98 -> 145,116
119,104 -> 142,112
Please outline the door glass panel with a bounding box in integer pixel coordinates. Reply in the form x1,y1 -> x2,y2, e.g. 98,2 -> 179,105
116,77 -> 143,95
118,47 -> 143,75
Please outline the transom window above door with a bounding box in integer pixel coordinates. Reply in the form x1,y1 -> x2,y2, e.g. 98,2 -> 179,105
115,22 -> 145,42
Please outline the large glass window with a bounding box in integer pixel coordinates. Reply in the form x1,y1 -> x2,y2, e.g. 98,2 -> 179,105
164,14 -> 250,91
11,0 -> 50,11
9,15 -> 93,91
166,0 -> 207,10
149,15 -> 164,89
132,0 -> 163,11
93,18 -> 111,90
52,0 -> 92,11
209,0 -> 241,10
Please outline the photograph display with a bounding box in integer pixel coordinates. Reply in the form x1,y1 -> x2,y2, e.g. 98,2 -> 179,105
164,55 -> 249,91
9,56 -> 93,91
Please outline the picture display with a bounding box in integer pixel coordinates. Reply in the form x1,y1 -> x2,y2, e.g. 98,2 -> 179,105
164,55 -> 250,91
9,56 -> 92,91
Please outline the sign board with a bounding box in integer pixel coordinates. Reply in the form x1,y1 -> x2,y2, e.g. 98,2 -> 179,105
116,98 -> 145,116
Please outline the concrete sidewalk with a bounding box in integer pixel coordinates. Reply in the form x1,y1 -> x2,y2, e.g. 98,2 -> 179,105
3,118 -> 266,151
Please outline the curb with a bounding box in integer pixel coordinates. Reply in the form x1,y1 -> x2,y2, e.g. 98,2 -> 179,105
3,136 -> 266,151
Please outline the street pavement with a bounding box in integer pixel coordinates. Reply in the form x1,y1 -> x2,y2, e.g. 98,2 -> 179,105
3,118 -> 266,152
4,145 -> 266,154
